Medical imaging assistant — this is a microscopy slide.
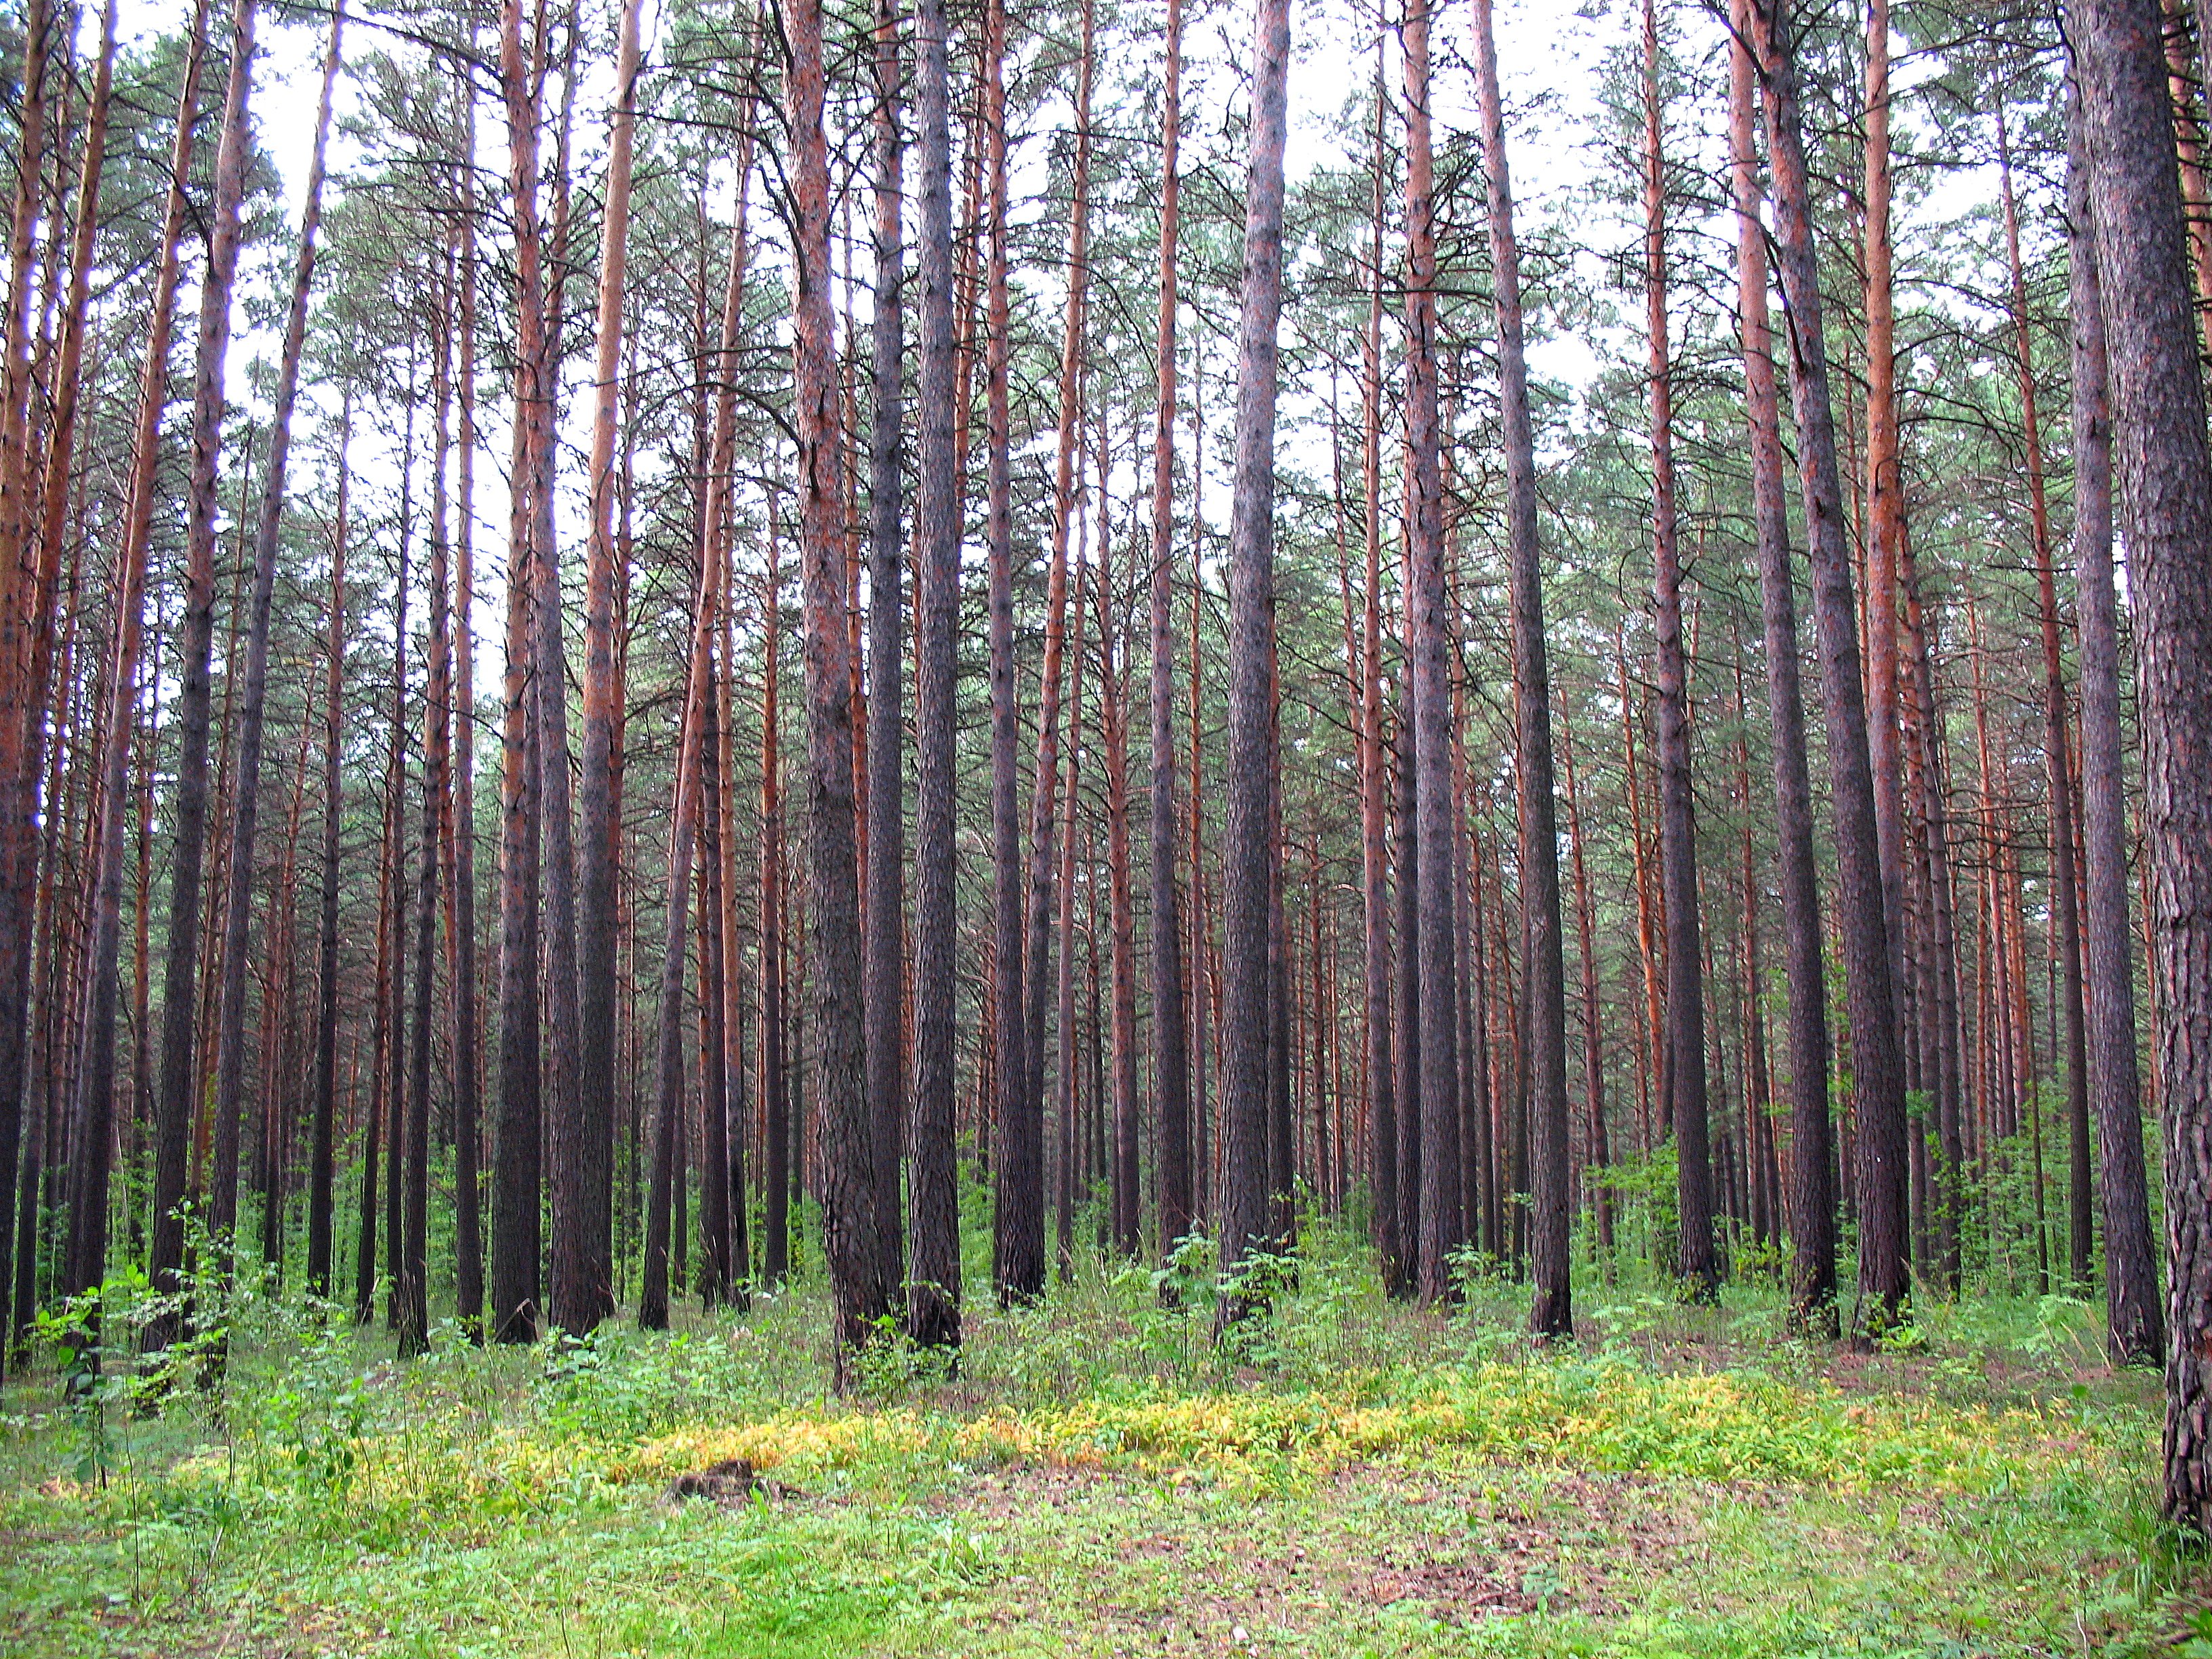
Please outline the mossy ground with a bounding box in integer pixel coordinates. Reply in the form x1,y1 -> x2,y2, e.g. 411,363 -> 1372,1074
1,1216 -> 2200,1656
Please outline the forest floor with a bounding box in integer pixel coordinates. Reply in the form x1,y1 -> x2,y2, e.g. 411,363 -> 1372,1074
0,1214 -> 2201,1658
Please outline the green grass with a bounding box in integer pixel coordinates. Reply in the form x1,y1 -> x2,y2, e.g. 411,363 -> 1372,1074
2,1220 -> 2201,1657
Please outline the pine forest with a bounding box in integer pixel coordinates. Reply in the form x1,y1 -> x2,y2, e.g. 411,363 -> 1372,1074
5,0 -> 2212,1647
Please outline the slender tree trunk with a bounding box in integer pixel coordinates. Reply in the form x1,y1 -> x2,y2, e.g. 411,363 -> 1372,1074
862,0 -> 908,1315
382,408 -> 415,1336
791,0 -> 888,1381
1749,0 -> 1911,1330
1216,0 -> 1292,1328
403,278 -> 455,1359
141,0 -> 255,1347
643,102 -> 757,1328
763,504 -> 790,1283
450,81 -> 485,1341
1358,35 -> 1397,1290
1729,0 -> 1833,1333
493,0 -> 546,1343
1470,0 -> 1572,1336
1560,709 -> 1612,1256
696,661 -> 731,1303
208,8 -> 340,1292
533,57 -> 590,1340
1391,713 -> 1421,1287
1642,0 -> 1712,1296
1995,109 -> 2093,1288
63,1 -> 206,1313
1403,0 -> 1461,1303
2071,0 -> 2212,1529
0,0 -> 113,1364
981,0 -> 1027,1306
308,410 -> 350,1299
1101,457 -> 1141,1258
2064,70 -> 2162,1365
1862,0 -> 1910,1040
1007,0 -> 1096,1307
575,0 -> 645,1334
909,0 -> 965,1346
1149,0 -> 1192,1261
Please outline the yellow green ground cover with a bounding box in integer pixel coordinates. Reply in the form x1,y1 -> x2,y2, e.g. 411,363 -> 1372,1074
0,1227 -> 2198,1656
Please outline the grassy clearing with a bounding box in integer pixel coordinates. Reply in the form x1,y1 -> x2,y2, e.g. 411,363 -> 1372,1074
1,1221 -> 2199,1657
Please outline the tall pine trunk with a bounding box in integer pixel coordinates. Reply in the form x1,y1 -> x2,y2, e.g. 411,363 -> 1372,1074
308,412 -> 349,1298
1006,0 -> 1096,1307
791,0 -> 888,1380
143,0 -> 256,1344
64,0 -> 207,1310
981,0 -> 1026,1307
1217,0 -> 1291,1327
1729,0 -> 1832,1332
492,0 -> 546,1342
2070,0 -> 2212,1530
575,0 -> 644,1330
1470,0 -> 1572,1336
2064,70 -> 2161,1366
0,0 -> 115,1364
1148,0 -> 1192,1261
1749,0 -> 1911,1331
209,8 -> 340,1283
865,0 -> 909,1313
910,0 -> 966,1347
1643,0 -> 1713,1296
1404,0 -> 1461,1302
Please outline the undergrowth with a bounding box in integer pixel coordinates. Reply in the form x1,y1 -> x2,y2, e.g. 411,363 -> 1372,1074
0,1212 -> 2194,1657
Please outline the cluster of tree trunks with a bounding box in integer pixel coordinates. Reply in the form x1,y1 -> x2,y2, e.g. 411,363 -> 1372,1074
9,0 -> 2212,1554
